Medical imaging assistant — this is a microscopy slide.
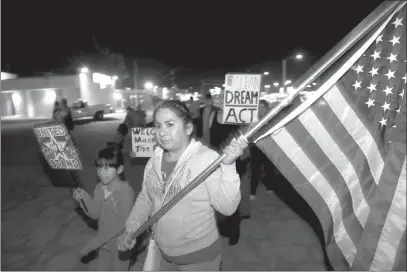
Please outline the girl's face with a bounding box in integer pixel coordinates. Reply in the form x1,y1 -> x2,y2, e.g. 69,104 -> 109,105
154,108 -> 192,152
96,158 -> 122,185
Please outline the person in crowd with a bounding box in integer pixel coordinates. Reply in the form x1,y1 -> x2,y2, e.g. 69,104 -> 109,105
73,145 -> 135,271
124,104 -> 147,128
52,101 -> 60,120
53,98 -> 74,134
206,96 -> 251,245
63,99 -> 75,134
122,104 -> 147,156
188,96 -> 201,137
200,94 -> 216,144
249,100 -> 275,200
117,100 -> 247,271
109,123 -> 129,151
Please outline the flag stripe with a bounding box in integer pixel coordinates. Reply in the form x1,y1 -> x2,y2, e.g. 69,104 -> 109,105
256,133 -> 349,270
392,228 -> 406,271
335,82 -> 387,158
370,154 -> 406,271
351,143 -> 406,270
272,127 -> 357,266
299,107 -> 370,226
286,118 -> 364,245
310,99 -> 378,203
324,85 -> 385,184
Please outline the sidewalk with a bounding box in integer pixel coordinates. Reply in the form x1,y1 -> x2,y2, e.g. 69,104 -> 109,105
220,185 -> 328,270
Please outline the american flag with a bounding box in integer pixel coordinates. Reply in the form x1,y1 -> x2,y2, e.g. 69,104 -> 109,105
254,4 -> 406,271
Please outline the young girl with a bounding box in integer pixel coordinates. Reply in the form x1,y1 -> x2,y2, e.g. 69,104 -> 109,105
117,100 -> 247,271
73,145 -> 135,271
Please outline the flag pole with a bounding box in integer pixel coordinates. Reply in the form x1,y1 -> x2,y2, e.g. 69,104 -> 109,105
128,0 -> 403,241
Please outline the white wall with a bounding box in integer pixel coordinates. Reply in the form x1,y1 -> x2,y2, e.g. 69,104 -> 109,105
1,75 -> 79,92
1,72 -> 17,80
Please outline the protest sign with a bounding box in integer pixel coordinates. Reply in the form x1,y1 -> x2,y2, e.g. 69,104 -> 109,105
34,122 -> 82,170
132,127 -> 157,157
222,73 -> 261,125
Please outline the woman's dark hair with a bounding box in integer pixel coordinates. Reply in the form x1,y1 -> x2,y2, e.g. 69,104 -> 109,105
153,100 -> 195,137
153,100 -> 193,126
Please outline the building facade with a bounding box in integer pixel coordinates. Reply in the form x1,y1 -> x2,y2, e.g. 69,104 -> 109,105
1,70 -> 118,119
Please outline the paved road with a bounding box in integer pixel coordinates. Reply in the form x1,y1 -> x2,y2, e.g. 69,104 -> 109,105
1,117 -> 330,271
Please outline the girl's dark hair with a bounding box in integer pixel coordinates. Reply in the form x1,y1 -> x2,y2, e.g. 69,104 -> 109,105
153,100 -> 193,126
96,145 -> 124,166
95,145 -> 126,181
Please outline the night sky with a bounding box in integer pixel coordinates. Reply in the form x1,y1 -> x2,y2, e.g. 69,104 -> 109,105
2,0 -> 385,76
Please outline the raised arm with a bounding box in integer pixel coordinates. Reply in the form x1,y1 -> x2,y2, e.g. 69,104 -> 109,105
204,162 -> 241,216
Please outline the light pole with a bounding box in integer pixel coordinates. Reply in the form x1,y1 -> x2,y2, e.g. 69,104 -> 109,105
282,53 -> 303,94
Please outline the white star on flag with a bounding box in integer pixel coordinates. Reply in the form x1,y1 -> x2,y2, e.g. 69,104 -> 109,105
354,64 -> 364,74
365,98 -> 375,108
375,34 -> 383,44
368,67 -> 379,77
381,101 -> 391,112
352,80 -> 362,90
382,86 -> 393,96
384,69 -> 396,80
399,89 -> 405,99
367,82 -> 377,92
371,50 -> 381,60
391,17 -> 404,28
403,73 -> 407,83
379,117 -> 387,128
396,106 -> 401,114
386,53 -> 398,63
389,35 -> 401,46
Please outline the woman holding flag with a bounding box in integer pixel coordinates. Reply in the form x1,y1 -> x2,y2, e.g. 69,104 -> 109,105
117,100 -> 247,270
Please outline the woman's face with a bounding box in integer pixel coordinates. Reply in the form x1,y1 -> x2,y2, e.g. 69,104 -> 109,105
154,108 -> 192,152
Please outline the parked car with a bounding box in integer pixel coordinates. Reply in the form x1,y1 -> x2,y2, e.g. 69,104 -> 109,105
70,100 -> 115,121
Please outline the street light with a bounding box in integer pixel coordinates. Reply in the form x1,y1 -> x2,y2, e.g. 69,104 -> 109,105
265,84 -> 271,88
112,75 -> 118,80
144,82 -> 153,89
273,82 -> 280,87
263,72 -> 269,75
282,53 -> 304,94
80,67 -> 89,73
